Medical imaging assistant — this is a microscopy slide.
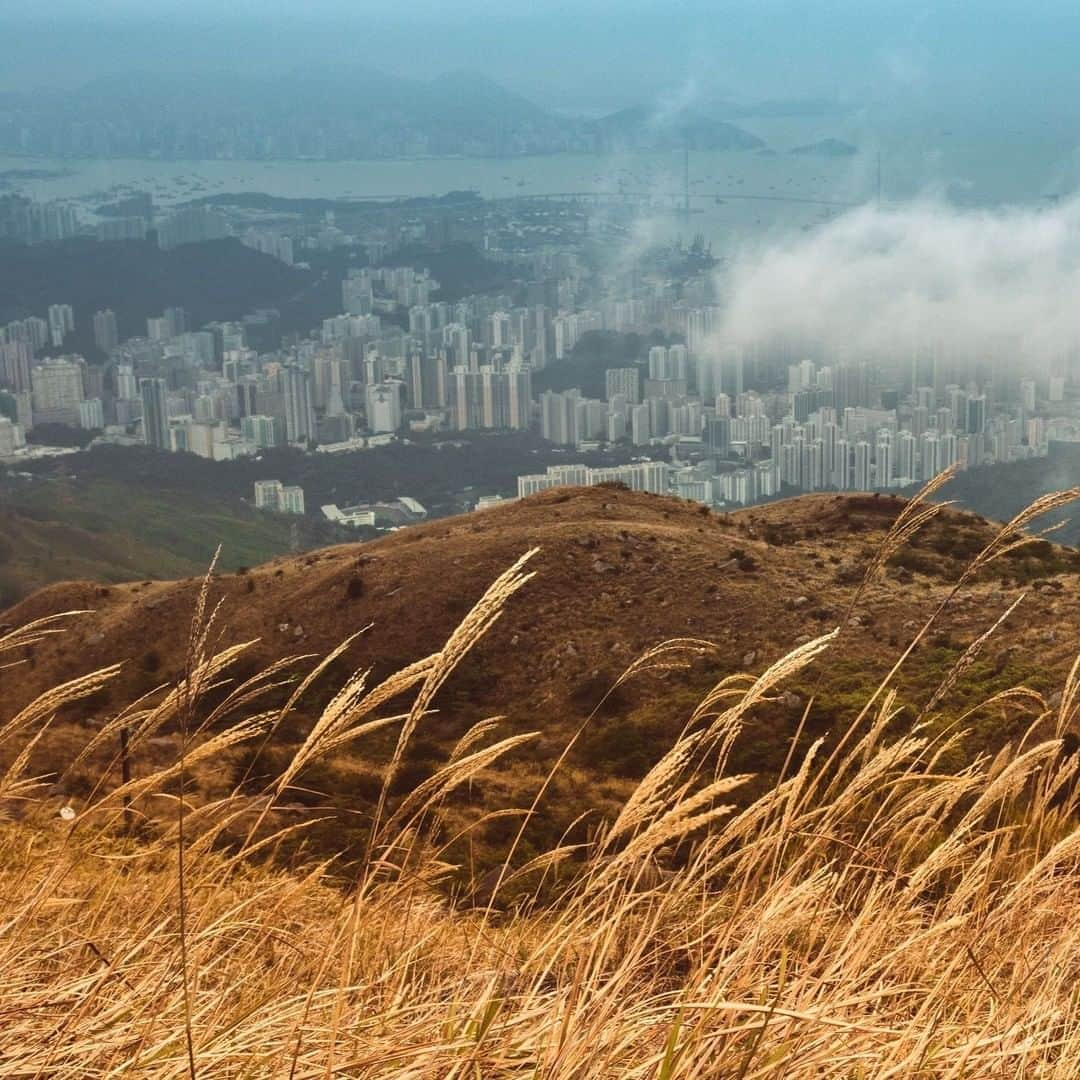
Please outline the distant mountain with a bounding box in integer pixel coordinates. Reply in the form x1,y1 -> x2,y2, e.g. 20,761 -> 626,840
425,71 -> 554,125
0,70 -> 766,160
0,68 -> 575,159
790,138 -> 858,157
75,68 -> 554,132
590,105 -> 765,152
724,99 -> 849,119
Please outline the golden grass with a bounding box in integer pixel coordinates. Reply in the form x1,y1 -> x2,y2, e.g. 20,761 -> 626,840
1,488 -> 1079,1077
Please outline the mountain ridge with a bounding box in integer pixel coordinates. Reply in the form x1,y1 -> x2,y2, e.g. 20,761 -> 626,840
0,69 -> 768,160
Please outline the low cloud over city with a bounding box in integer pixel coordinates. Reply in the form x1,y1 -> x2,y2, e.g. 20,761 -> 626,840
716,196 -> 1080,372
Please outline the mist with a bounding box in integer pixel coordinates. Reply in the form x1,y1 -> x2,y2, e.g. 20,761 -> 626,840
714,196 -> 1080,377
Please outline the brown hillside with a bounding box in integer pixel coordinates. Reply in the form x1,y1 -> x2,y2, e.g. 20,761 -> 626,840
2,487 -> 1078,862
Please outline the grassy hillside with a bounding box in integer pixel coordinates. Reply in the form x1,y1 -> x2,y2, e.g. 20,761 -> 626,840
3,484 -> 1078,875
0,474 -> 310,608
1,487 -> 1078,1074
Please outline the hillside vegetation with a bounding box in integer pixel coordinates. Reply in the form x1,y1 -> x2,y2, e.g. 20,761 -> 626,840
0,476 -> 1079,1075
3,483 -> 1080,871
0,236 -> 310,351
0,474 -> 313,608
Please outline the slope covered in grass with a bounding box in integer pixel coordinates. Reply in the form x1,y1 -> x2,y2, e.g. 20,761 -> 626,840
3,485 -> 1080,871
1,485 -> 1079,1076
0,475 -> 308,608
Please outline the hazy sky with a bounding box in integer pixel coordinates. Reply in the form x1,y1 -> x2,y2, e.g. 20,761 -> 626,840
4,2 -> 1080,117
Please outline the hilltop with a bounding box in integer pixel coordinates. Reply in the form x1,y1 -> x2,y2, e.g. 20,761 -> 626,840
790,137 -> 858,157
3,486 -> 1078,866
6,487 -> 1077,711
590,105 -> 765,152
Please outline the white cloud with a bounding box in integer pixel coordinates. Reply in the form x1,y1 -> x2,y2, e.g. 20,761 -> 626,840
714,196 -> 1080,375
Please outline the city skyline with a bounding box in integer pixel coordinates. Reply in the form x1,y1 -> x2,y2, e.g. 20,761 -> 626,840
3,194 -> 1076,522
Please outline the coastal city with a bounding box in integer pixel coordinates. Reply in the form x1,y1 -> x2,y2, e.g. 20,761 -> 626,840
2,186 -> 1079,530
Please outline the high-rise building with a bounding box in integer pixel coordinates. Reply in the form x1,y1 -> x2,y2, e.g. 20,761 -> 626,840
140,377 -> 170,449
451,368 -> 484,431
97,216 -> 148,242
3,315 -> 50,352
0,416 -> 26,456
630,404 -> 651,446
408,351 -> 448,410
280,485 -> 306,515
30,357 -> 85,425
47,304 -> 75,348
727,346 -> 748,398
939,432 -> 958,472
443,323 -> 471,369
834,438 -> 852,489
965,395 -> 987,435
875,432 -> 893,489
92,309 -> 119,353
489,311 -> 512,349
668,344 -> 689,380
917,431 -> 934,478
156,205 -> 230,250
342,272 -> 374,315
0,341 -> 32,392
241,228 -> 294,265
241,414 -> 282,448
78,398 -> 104,430
147,316 -> 170,342
114,364 -> 138,401
540,388 -> 582,446
834,362 -> 873,413
853,440 -> 873,491
505,365 -> 532,430
282,365 -> 315,444
164,307 -> 188,337
897,431 -> 917,483
607,409 -> 627,442
254,480 -> 306,514
648,346 -> 672,380
365,381 -> 403,433
702,414 -> 731,459
480,368 -> 509,429
605,367 -> 640,404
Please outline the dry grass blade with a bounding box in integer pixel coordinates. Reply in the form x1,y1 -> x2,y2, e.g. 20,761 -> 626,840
920,595 -> 1026,718
0,663 -> 122,749
0,610 -> 91,670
